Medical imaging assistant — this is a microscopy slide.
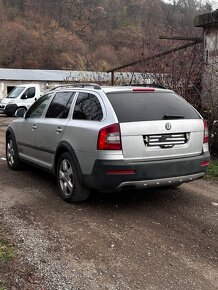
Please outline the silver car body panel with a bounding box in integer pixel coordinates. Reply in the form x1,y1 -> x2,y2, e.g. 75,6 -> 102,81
120,119 -> 204,161
7,86 -> 209,185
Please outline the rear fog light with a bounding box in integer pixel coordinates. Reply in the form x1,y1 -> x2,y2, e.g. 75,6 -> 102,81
200,161 -> 209,167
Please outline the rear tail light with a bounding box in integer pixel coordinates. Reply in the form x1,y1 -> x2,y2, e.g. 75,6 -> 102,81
203,120 -> 209,144
97,123 -> 122,150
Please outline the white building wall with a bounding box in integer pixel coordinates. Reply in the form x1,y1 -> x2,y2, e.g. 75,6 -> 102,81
0,71 -> 156,100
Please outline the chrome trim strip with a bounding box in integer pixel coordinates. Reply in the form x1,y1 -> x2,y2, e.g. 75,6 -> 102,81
117,172 -> 205,189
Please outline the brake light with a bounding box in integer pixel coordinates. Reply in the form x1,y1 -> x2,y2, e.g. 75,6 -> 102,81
203,120 -> 209,144
97,123 -> 122,150
133,88 -> 155,92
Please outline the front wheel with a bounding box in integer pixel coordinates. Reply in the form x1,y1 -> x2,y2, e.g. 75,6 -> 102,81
57,152 -> 90,202
6,135 -> 22,170
15,107 -> 27,117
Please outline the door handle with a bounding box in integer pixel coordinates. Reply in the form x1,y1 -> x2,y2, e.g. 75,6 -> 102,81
56,127 -> 63,134
32,124 -> 37,130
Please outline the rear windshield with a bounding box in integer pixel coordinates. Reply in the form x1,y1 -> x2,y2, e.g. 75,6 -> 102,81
106,92 -> 200,122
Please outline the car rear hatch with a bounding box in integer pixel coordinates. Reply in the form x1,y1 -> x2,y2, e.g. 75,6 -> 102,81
106,89 -> 204,161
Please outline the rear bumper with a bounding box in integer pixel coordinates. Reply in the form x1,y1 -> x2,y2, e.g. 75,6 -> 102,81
83,152 -> 210,190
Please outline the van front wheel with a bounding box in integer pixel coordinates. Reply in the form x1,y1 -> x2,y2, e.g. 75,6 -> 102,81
15,107 -> 27,116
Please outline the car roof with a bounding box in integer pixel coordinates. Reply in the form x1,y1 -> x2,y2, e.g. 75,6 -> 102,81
50,84 -> 173,94
101,86 -> 173,94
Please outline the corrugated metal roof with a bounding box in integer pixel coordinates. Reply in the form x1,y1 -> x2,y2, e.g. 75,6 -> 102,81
0,68 -> 157,83
0,68 -> 109,81
194,9 -> 218,27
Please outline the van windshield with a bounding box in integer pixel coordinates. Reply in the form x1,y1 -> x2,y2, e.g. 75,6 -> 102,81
6,87 -> 25,98
106,91 -> 200,122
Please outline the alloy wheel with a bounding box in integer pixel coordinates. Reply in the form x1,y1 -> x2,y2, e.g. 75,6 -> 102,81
59,159 -> 74,197
7,139 -> 15,167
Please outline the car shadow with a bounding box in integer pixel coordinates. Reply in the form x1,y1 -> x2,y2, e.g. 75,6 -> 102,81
14,162 -> 184,210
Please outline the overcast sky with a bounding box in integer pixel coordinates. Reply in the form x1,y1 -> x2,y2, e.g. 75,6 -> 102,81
163,0 -> 218,10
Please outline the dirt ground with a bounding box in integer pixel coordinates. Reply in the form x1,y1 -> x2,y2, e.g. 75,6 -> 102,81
0,115 -> 217,290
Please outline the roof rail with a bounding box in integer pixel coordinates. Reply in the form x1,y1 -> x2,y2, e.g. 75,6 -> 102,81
50,83 -> 101,91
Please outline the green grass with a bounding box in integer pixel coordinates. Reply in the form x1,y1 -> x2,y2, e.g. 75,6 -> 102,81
0,237 -> 14,263
0,236 -> 14,290
206,159 -> 218,180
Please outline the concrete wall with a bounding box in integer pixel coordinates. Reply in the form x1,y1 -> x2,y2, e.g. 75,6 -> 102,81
195,10 -> 218,119
202,24 -> 218,118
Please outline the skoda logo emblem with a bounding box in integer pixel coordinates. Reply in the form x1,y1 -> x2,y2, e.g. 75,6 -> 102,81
165,123 -> 172,130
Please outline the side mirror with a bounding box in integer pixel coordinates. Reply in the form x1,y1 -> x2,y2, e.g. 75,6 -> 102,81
15,108 -> 26,118
21,94 -> 28,100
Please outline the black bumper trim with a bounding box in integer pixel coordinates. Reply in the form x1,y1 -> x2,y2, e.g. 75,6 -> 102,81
83,153 -> 210,190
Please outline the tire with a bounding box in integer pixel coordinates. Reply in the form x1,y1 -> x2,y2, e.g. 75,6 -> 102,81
6,135 -> 22,170
57,152 -> 90,202
15,107 -> 27,117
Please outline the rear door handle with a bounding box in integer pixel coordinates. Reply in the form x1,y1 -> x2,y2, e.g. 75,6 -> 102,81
32,124 -> 37,131
56,127 -> 63,134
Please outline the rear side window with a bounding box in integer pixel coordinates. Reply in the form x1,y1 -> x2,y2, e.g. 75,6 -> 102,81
46,92 -> 74,119
106,92 -> 200,122
73,92 -> 103,121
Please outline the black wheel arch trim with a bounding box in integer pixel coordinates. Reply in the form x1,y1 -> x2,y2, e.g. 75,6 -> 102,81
53,141 -> 82,177
6,127 -> 20,158
6,127 -> 16,141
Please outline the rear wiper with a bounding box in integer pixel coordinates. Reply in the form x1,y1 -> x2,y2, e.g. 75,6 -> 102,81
163,114 -> 185,120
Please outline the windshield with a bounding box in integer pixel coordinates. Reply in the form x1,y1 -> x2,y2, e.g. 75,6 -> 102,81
6,87 -> 25,98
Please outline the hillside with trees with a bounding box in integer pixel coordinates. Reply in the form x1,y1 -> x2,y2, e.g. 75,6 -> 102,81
0,0 -> 212,71
1,1 -> 218,153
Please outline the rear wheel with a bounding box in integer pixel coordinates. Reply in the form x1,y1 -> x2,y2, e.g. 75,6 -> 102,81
57,152 -> 90,202
6,135 -> 22,170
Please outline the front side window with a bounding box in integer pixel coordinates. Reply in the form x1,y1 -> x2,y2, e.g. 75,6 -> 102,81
73,92 -> 103,121
26,94 -> 52,119
46,92 -> 75,119
21,87 -> 36,99
27,87 -> 36,98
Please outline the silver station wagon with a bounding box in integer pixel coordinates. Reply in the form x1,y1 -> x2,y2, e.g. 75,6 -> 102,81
6,84 -> 210,202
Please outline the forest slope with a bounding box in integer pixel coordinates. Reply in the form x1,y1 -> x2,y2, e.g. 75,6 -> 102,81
0,0 -> 211,71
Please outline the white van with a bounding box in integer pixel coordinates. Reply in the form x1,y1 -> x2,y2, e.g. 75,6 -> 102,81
0,84 -> 41,116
